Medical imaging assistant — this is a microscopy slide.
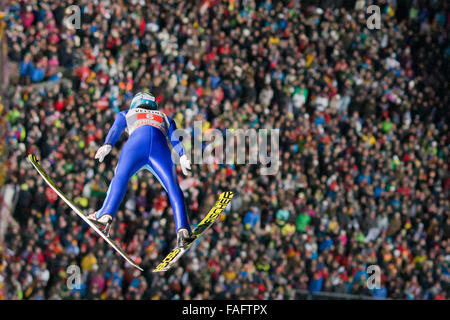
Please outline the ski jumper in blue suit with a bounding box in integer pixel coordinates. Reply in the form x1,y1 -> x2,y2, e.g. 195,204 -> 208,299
96,107 -> 191,233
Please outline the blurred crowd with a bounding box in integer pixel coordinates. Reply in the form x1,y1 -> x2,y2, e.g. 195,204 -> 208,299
1,0 -> 449,300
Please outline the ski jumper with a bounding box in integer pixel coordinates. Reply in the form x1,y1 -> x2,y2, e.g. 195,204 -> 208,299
96,108 -> 190,232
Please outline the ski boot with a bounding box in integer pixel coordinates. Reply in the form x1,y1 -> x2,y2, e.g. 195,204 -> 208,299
87,211 -> 113,237
176,228 -> 196,249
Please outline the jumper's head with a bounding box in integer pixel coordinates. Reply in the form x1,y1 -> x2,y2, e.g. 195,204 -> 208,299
130,90 -> 158,110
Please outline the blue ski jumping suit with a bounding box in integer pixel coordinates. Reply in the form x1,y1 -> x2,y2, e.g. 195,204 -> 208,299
96,108 -> 190,232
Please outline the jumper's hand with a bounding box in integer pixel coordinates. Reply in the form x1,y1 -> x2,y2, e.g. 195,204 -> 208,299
95,144 -> 112,163
179,154 -> 191,176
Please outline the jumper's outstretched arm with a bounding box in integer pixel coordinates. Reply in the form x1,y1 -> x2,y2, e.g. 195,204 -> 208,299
95,111 -> 127,162
104,111 -> 128,146
167,117 -> 185,157
167,116 -> 190,175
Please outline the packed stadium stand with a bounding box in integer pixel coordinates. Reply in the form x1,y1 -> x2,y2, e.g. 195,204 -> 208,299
0,0 -> 449,300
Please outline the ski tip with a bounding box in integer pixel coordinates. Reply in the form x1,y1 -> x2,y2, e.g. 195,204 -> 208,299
220,191 -> 234,199
27,154 -> 41,166
27,153 -> 37,163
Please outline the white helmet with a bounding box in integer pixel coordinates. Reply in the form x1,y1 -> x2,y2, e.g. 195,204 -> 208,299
130,90 -> 158,110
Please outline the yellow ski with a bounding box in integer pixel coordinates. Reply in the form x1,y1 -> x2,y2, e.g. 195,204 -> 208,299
153,191 -> 234,272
